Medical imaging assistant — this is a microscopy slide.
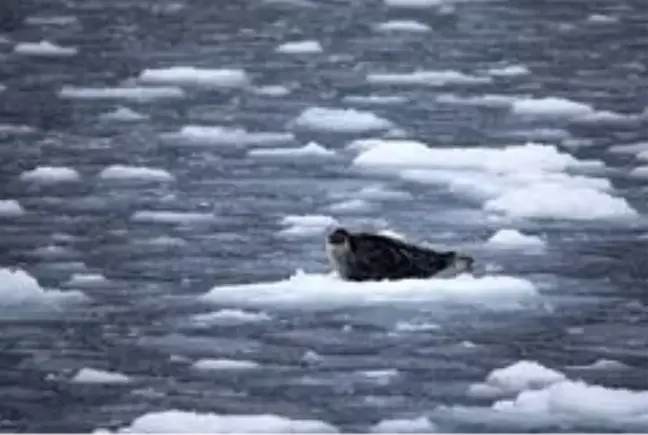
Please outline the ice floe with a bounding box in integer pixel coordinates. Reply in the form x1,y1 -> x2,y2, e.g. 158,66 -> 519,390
278,214 -> 338,238
98,165 -> 174,182
189,309 -> 271,326
291,107 -> 394,133
374,20 -> 432,33
191,358 -> 260,371
384,0 -> 444,8
24,15 -> 79,26
248,142 -> 335,158
486,229 -> 546,249
342,95 -> 408,106
0,199 -> 25,217
201,269 -> 538,308
0,268 -> 85,307
19,166 -> 81,184
367,70 -> 492,86
370,416 -> 438,433
131,211 -> 217,224
163,125 -> 294,146
440,360 -> 648,431
138,67 -> 250,88
70,368 -> 132,384
251,85 -> 292,97
276,40 -> 323,54
13,40 -> 77,56
486,64 -> 530,77
59,85 -> 185,101
99,107 -> 149,122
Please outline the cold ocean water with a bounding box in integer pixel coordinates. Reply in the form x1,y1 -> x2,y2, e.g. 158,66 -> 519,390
0,0 -> 647,432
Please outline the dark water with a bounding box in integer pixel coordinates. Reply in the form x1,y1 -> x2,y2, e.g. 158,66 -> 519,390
0,0 -> 647,432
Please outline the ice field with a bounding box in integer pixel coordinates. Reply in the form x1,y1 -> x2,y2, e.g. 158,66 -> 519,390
0,0 -> 647,432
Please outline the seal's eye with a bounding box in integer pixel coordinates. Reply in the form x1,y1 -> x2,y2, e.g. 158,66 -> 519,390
328,229 -> 348,245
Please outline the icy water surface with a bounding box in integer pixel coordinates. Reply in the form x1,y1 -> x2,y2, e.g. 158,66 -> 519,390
0,0 -> 647,432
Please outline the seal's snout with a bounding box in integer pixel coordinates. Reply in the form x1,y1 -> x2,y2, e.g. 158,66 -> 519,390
328,228 -> 349,245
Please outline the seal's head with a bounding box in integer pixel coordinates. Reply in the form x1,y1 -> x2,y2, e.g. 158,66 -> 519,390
325,227 -> 354,279
327,227 -> 350,246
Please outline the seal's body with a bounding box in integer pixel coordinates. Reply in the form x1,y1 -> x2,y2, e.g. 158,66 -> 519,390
326,228 -> 474,282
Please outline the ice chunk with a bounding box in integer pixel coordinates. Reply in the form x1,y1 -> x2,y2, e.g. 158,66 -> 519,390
201,270 -> 538,308
20,166 -> 80,183
487,65 -> 530,77
14,40 -> 77,56
374,20 -> 432,32
59,85 -> 185,101
248,142 -> 335,158
0,268 -> 84,306
131,211 -> 217,224
370,416 -> 438,433
71,368 -> 131,384
629,166 -> 648,179
190,309 -> 271,326
165,125 -> 294,146
511,97 -> 594,119
291,107 -> 394,133
100,107 -> 149,122
384,0 -> 443,8
276,40 -> 323,54
191,358 -> 260,371
138,67 -> 250,88
486,229 -> 546,248
98,165 -> 174,182
469,360 -> 566,397
0,199 -> 25,217
367,70 -> 492,86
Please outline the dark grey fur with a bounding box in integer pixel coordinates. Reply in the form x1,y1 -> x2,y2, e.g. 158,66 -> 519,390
326,227 -> 474,282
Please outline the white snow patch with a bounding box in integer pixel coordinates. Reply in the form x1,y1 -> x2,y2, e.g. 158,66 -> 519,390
370,416 -> 438,433
440,361 -> 648,429
487,65 -> 530,77
374,20 -> 432,32
138,67 -> 250,88
59,85 -> 185,101
367,70 -> 492,86
131,211 -> 216,224
0,268 -> 84,307
0,199 -> 25,217
14,40 -> 77,57
251,85 -> 291,97
71,368 -> 131,384
291,107 -> 394,133
190,309 -> 271,326
486,229 -> 546,249
165,125 -> 294,146
276,40 -> 323,54
112,410 -> 338,433
200,269 -> 538,308
98,165 -> 174,182
191,358 -> 260,371
279,215 -> 338,238
352,140 -> 636,221
100,107 -> 149,122
342,95 -> 408,106
20,166 -> 80,184
248,142 -> 335,158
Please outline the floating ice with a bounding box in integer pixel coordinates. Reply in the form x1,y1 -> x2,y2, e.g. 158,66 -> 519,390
486,229 -> 546,249
0,268 -> 84,307
629,166 -> 648,179
279,214 -> 338,238
138,67 -> 250,88
511,97 -> 594,119
367,70 -> 492,86
100,107 -> 149,122
98,165 -> 174,182
435,93 -> 520,107
25,15 -> 79,26
59,85 -> 185,101
439,361 -> 648,430
0,199 -> 25,217
291,107 -> 394,133
13,40 -> 77,56
20,166 -> 81,183
487,65 -> 530,77
353,139 -> 635,221
370,417 -> 438,433
248,142 -> 335,158
394,320 -> 442,332
71,368 -> 131,384
276,40 -> 323,54
608,142 -> 648,156
201,270 -> 538,308
328,199 -> 372,213
191,358 -> 260,371
587,14 -> 618,24
342,95 -> 408,106
190,309 -> 271,326
165,125 -> 294,146
384,0 -> 443,8
637,150 -> 648,161
112,410 -> 338,433
374,20 -> 432,32
251,85 -> 292,97
131,211 -> 217,224
64,273 -> 109,288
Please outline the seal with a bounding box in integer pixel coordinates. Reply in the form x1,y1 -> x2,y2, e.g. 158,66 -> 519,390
325,227 -> 474,281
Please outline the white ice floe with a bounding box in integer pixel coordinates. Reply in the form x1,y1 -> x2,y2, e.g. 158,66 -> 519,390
568,359 -> 631,371
279,215 -> 338,238
138,67 -> 250,88
64,273 -> 109,288
59,85 -> 185,101
25,15 -> 78,26
190,309 -> 271,326
248,142 -> 335,158
0,199 -> 25,217
511,96 -> 594,119
131,211 -> 216,224
487,64 -> 530,77
629,166 -> 648,179
70,368 -> 131,384
608,142 -> 648,156
352,139 -> 636,221
328,199 -> 372,213
13,40 -> 77,56
486,229 -> 546,249
20,166 -> 81,184
251,85 -> 292,97
164,125 -> 294,146
435,93 -> 520,108
636,149 -> 648,161
394,320 -> 441,332
367,70 -> 491,86
100,107 -> 149,122
276,40 -> 323,54
370,416 -> 438,433
0,268 -> 84,307
291,107 -> 394,133
98,165 -> 174,182
587,14 -> 618,24
342,95 -> 408,106
384,0 -> 443,8
374,20 -> 432,33
201,269 -> 538,308
191,358 -> 260,371
448,360 -> 648,430
112,410 -> 338,433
